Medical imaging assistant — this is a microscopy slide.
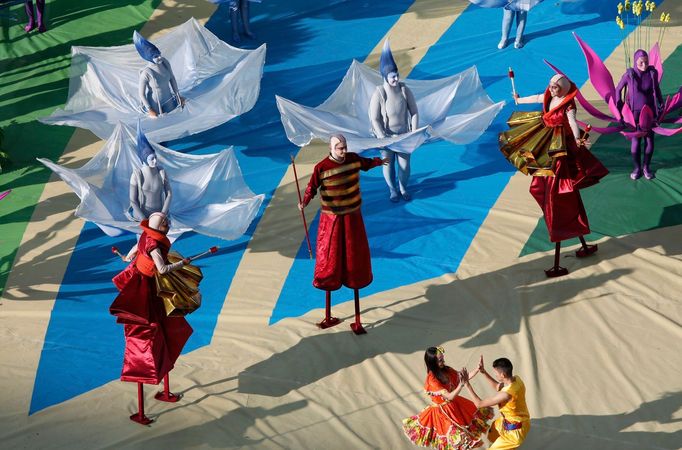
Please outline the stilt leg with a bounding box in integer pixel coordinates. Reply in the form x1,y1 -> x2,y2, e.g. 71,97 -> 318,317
545,242 -> 568,277
130,382 -> 154,425
317,291 -> 341,329
350,289 -> 367,335
155,373 -> 181,402
576,235 -> 598,258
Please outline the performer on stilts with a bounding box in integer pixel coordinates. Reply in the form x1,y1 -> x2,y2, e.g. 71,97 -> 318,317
110,212 -> 199,424
297,134 -> 387,335
499,73 -> 608,277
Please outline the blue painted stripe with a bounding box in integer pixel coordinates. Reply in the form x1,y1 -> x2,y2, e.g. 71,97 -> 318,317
30,0 -> 414,414
269,0 -> 627,323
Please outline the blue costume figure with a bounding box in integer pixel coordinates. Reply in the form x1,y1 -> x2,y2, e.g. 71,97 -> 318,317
134,31 -> 184,118
467,0 -> 544,49
369,41 -> 419,202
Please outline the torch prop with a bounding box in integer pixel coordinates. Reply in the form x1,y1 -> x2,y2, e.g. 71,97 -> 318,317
508,67 -> 518,105
111,246 -> 125,261
188,246 -> 219,262
290,154 -> 313,259
579,124 -> 592,147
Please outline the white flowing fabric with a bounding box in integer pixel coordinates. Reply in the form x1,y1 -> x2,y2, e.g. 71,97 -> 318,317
276,61 -> 504,154
41,18 -> 266,142
467,0 -> 544,11
37,123 -> 264,240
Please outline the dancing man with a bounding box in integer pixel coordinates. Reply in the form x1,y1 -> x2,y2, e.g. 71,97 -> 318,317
464,357 -> 530,449
298,134 -> 387,334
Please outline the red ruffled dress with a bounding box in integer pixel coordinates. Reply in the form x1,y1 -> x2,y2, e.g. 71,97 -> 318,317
403,368 -> 494,450
110,221 -> 193,384
499,85 -> 609,242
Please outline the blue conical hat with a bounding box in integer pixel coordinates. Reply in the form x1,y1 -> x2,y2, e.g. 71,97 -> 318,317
136,121 -> 155,162
133,30 -> 161,63
379,40 -> 398,79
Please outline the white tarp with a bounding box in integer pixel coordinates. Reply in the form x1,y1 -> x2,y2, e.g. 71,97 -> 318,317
38,123 -> 264,240
276,61 -> 504,154
41,18 -> 266,142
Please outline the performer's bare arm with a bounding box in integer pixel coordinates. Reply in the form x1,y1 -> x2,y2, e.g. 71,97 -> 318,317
478,355 -> 503,391
466,385 -> 511,408
161,170 -> 172,215
124,244 -> 139,262
566,108 -> 583,143
369,91 -> 387,138
437,371 -> 468,401
129,172 -> 146,220
405,87 -> 419,131
513,93 -> 544,104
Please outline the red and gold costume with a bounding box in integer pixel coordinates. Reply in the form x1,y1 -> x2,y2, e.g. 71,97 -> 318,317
403,367 -> 494,450
110,220 -> 193,384
303,152 -> 383,291
499,84 -> 608,242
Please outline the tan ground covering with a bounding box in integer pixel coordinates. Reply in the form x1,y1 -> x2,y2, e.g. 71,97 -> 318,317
1,1 -> 681,449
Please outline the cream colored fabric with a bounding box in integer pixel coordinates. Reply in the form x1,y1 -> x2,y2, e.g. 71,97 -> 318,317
1,1 -> 681,450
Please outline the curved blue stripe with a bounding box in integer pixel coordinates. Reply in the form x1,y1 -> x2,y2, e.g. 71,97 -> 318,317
270,0 -> 626,323
30,0 -> 414,414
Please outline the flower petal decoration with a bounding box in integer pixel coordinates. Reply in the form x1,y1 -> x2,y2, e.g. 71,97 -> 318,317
41,18 -> 266,142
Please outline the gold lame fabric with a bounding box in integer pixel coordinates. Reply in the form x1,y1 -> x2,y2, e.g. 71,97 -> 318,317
498,111 -> 568,177
155,251 -> 203,316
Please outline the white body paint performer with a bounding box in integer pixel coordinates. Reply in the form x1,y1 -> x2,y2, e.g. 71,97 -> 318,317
369,41 -> 419,202
129,127 -> 172,221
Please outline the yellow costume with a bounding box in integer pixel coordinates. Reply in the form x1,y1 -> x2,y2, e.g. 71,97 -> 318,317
488,376 -> 530,450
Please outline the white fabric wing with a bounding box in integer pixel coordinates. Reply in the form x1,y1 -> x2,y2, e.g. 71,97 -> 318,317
41,18 -> 266,142
276,61 -> 504,154
38,123 -> 264,241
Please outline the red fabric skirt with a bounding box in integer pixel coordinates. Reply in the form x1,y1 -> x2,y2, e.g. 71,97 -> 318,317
313,209 -> 373,291
530,147 -> 608,242
110,268 -> 192,384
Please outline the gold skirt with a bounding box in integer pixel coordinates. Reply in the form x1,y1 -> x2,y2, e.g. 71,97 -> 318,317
155,251 -> 203,317
499,111 -> 569,176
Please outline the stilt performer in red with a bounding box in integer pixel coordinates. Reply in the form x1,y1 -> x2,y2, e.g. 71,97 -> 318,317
109,212 -> 205,424
298,134 -> 387,334
500,73 -> 608,277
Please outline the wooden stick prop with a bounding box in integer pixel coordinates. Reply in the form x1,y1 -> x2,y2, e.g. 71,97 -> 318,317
111,246 -> 125,261
579,124 -> 592,147
508,67 -> 518,105
290,154 -> 313,259
188,246 -> 219,261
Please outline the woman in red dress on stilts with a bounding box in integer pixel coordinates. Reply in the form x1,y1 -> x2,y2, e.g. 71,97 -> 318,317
110,212 -> 194,424
500,74 -> 609,277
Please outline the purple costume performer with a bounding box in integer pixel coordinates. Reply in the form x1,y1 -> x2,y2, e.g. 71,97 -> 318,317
616,49 -> 663,180
24,0 -> 45,33
562,33 -> 682,180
